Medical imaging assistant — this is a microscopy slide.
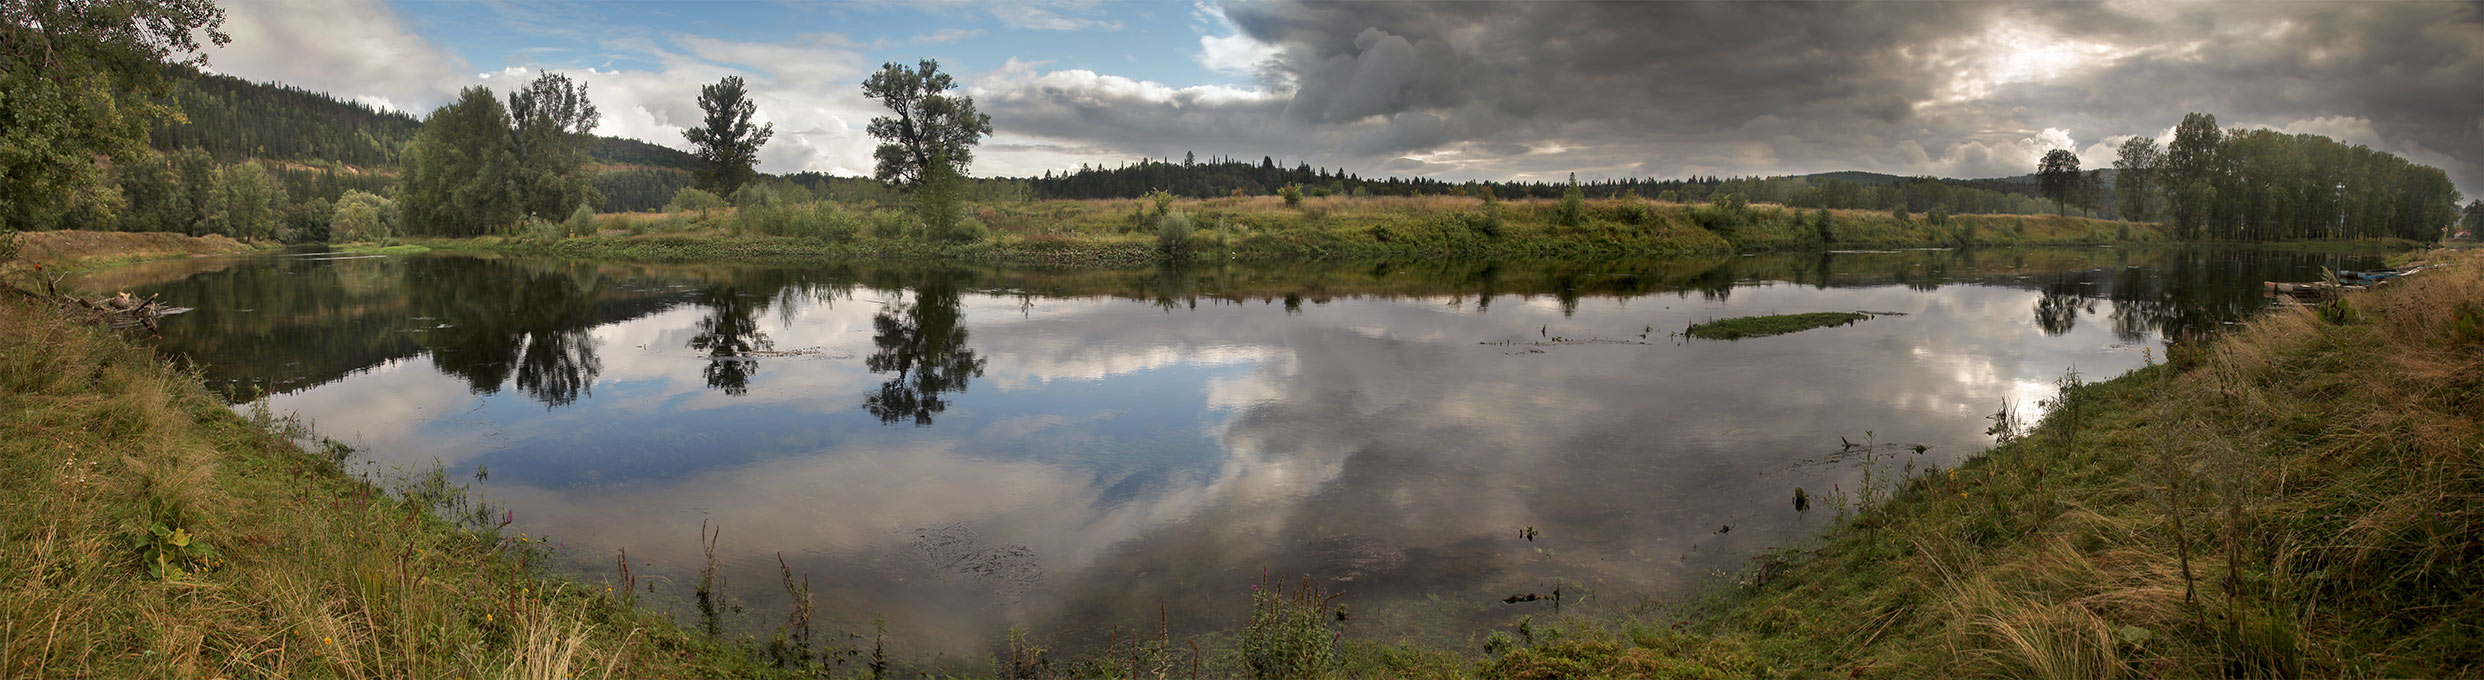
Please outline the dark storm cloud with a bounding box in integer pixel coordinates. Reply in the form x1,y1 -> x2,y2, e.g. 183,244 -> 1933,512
978,0 -> 2483,193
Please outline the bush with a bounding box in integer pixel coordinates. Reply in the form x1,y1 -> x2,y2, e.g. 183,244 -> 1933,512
1241,575 -> 1341,680
666,187 -> 727,214
1555,174 -> 1585,228
1156,210 -> 1193,258
1891,205 -> 1910,223
1279,183 -> 1303,207
1145,189 -> 1175,217
328,190 -> 395,243
1928,204 -> 1951,227
565,204 -> 596,236
1812,208 -> 1834,243
869,209 -> 917,239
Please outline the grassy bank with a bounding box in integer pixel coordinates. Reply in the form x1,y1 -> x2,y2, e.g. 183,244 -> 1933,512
1470,248 -> 2484,677
0,293 -> 794,677
404,196 -> 2187,267
1,230 -> 258,275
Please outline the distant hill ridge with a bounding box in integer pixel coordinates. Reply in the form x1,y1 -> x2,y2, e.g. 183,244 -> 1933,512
153,67 -> 703,172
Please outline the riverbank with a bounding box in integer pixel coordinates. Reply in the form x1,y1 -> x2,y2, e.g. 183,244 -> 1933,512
1475,247 -> 2483,677
0,293 -> 796,677
0,230 -> 259,275
401,196 -> 2205,267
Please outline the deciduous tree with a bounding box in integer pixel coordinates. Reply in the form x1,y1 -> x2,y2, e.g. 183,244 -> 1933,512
1,0 -> 228,228
863,59 -> 992,187
683,75 -> 773,196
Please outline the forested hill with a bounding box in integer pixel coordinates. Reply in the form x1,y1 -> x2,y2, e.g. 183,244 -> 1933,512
149,67 -> 699,171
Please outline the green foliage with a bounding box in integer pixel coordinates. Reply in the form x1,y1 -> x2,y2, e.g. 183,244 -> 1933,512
1657,189 -> 1679,203
207,160 -> 280,240
0,0 -> 228,229
1156,210 -> 1193,258
912,150 -> 970,242
1241,575 -> 1341,680
683,76 -> 774,196
1556,173 -> 1585,228
1811,208 -> 1834,243
400,86 -> 521,236
1928,204 -> 1951,227
565,203 -> 596,236
2037,149 -> 2082,214
1890,204 -> 1909,223
2114,136 -> 2163,221
1279,183 -> 1303,207
507,72 -> 602,219
863,58 -> 992,188
128,521 -> 221,580
1687,311 -> 1872,340
327,190 -> 394,242
1145,188 -> 1176,217
666,187 -> 727,214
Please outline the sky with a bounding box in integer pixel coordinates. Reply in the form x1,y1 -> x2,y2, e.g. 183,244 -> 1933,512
199,0 -> 2484,194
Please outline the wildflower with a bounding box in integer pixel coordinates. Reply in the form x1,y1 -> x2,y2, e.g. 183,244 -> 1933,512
323,636 -> 333,645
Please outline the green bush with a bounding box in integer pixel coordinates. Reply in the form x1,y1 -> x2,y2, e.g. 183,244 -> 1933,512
328,190 -> 394,243
1279,183 -> 1303,207
1555,174 -> 1585,228
1928,204 -> 1951,227
870,209 -> 917,239
666,187 -> 727,214
1157,210 -> 1193,258
565,204 -> 596,236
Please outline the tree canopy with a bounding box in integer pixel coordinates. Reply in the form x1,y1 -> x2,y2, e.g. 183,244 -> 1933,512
682,75 -> 772,196
862,59 -> 992,188
2,0 -> 228,229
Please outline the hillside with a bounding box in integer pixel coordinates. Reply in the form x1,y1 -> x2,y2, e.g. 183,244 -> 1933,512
153,67 -> 701,172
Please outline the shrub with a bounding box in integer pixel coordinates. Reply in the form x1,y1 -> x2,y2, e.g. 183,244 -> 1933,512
328,190 -> 395,243
1657,189 -> 1678,203
565,204 -> 595,236
666,187 -> 727,214
1555,173 -> 1585,228
1891,205 -> 1910,223
1279,183 -> 1303,207
1156,211 -> 1193,258
1145,189 -> 1176,217
869,209 -> 917,239
1928,204 -> 1951,227
1812,208 -> 1834,243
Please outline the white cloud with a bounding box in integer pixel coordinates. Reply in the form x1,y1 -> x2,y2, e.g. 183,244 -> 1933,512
209,0 -> 467,113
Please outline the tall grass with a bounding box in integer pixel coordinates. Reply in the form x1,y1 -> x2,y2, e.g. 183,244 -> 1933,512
0,294 -> 796,678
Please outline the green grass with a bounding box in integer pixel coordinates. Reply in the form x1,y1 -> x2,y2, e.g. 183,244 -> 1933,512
0,291 -> 803,678
1449,247 -> 2484,677
1686,311 -> 1875,340
415,196 -> 2183,268
334,243 -> 431,256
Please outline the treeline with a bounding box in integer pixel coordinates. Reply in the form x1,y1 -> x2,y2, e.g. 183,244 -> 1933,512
149,65 -> 422,167
2109,113 -> 2461,241
1021,157 -> 2081,217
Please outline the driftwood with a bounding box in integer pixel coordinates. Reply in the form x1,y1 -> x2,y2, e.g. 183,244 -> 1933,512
6,272 -> 189,332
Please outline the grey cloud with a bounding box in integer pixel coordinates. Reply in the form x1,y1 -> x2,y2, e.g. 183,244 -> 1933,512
982,0 -> 2482,193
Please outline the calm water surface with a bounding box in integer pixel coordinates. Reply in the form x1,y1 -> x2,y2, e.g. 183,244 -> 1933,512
88,247 -> 2381,662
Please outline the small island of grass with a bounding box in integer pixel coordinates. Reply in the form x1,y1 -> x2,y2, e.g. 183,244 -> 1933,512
1687,311 -> 1874,340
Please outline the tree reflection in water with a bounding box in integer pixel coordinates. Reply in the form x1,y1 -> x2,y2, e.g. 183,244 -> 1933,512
687,285 -> 772,396
419,260 -> 608,408
864,275 -> 985,426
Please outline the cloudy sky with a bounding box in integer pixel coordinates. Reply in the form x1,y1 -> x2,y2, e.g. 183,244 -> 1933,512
201,0 -> 2482,194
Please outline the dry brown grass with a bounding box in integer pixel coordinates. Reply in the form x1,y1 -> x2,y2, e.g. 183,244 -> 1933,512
3,230 -> 253,274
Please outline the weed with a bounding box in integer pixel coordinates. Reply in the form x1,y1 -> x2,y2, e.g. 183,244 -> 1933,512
1242,574 -> 1343,679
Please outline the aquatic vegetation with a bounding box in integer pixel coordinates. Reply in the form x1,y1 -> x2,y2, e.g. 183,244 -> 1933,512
1684,311 -> 1872,340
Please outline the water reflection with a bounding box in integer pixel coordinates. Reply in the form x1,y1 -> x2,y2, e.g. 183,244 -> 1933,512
864,273 -> 985,426
97,245 -> 2394,663
688,284 -> 772,396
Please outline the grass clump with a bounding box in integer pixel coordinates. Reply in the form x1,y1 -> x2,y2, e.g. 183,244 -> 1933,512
1686,311 -> 1873,340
